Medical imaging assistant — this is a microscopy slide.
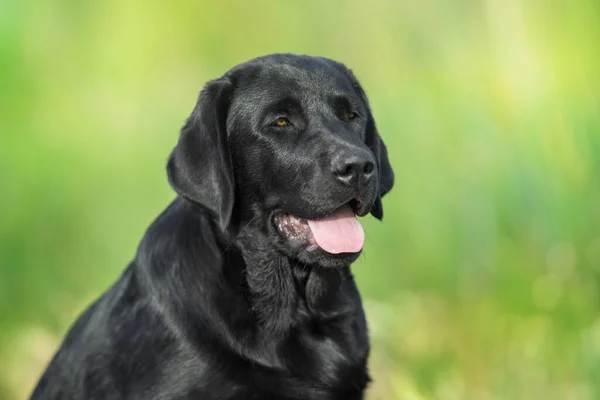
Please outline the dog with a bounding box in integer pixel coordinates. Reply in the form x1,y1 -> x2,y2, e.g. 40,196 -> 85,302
30,53 -> 394,400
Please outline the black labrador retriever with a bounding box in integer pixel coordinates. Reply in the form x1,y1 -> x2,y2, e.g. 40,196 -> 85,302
31,53 -> 394,400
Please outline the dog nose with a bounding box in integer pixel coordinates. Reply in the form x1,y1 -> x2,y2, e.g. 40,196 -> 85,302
333,152 -> 376,187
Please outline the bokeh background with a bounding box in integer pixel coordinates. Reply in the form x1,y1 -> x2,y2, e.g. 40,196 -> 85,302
1,0 -> 599,398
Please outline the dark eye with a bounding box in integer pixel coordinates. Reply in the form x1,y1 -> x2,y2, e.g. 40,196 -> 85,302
274,117 -> 291,127
348,111 -> 359,120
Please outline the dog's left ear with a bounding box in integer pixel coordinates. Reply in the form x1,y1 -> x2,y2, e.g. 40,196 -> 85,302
365,110 -> 394,220
167,77 -> 235,231
346,70 -> 395,220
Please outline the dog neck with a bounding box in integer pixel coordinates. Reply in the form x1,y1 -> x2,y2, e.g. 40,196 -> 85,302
234,226 -> 352,338
137,199 -> 359,369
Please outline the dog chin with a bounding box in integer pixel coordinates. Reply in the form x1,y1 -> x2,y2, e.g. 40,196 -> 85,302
296,247 -> 362,268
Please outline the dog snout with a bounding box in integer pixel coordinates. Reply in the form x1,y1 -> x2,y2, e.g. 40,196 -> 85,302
332,149 -> 376,188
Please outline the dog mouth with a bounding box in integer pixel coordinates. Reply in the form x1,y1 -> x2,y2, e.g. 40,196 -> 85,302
275,200 -> 366,254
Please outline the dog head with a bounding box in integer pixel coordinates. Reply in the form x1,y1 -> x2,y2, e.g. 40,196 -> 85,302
167,54 -> 394,267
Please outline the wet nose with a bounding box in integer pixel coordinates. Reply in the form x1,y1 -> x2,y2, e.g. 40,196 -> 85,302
332,151 -> 376,187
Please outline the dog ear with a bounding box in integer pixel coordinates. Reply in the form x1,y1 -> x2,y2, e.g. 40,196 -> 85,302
167,77 -> 235,231
346,70 -> 394,220
365,112 -> 394,220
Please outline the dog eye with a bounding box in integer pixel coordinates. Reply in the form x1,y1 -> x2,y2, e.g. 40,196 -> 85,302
348,111 -> 359,120
274,117 -> 291,127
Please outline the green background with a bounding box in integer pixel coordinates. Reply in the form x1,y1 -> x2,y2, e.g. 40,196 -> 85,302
1,0 -> 599,398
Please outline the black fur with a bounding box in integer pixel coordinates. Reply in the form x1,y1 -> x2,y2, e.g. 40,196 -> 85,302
31,54 -> 394,400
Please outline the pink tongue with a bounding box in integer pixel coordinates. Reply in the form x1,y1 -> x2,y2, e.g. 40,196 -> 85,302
306,205 -> 365,254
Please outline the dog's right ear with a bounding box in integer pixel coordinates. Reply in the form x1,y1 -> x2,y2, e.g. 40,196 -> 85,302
167,77 -> 235,231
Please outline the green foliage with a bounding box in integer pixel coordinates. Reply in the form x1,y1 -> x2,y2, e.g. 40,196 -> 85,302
1,0 -> 599,398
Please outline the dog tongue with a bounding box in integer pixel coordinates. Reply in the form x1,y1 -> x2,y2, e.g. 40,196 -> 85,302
306,205 -> 364,254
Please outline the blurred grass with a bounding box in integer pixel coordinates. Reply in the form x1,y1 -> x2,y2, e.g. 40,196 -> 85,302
1,0 -> 599,398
